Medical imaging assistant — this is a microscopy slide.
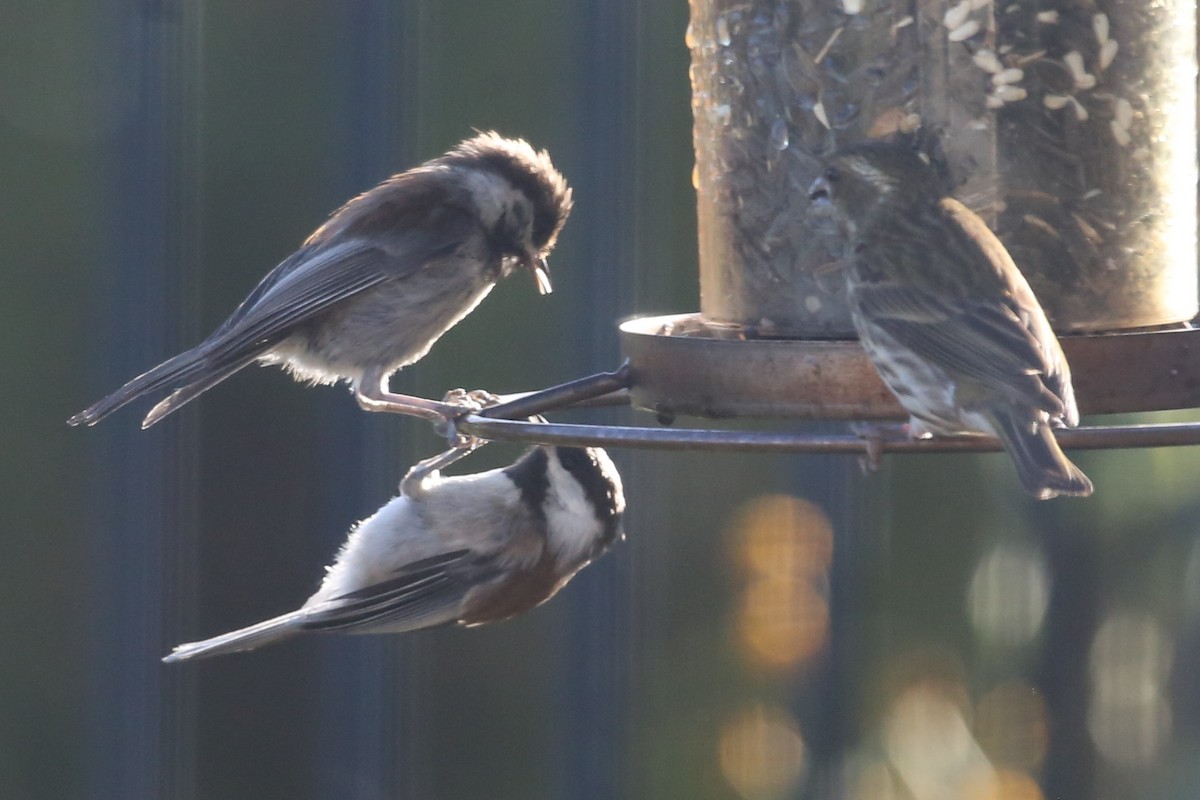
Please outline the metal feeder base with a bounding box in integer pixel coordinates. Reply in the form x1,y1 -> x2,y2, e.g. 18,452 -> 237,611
619,313 -> 1200,420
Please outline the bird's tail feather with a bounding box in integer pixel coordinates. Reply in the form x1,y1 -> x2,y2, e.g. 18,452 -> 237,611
162,609 -> 306,663
139,355 -> 259,429
67,348 -> 212,427
68,346 -> 260,428
989,408 -> 1093,500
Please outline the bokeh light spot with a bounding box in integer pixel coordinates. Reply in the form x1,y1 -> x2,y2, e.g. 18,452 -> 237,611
851,760 -> 903,800
966,768 -> 1044,800
733,495 -> 834,579
974,682 -> 1048,770
967,542 -> 1050,648
885,683 -> 992,799
718,703 -> 807,800
730,495 -> 833,670
1088,611 -> 1173,767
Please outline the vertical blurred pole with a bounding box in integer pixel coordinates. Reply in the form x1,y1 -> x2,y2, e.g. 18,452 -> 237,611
1036,517 -> 1099,800
85,1 -> 201,798
791,455 -> 883,796
310,3 -> 423,799
561,0 -> 638,796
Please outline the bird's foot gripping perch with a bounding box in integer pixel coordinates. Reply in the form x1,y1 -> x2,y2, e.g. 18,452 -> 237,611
440,388 -> 503,414
353,370 -> 465,422
433,388 -> 503,444
399,433 -> 488,499
400,389 -> 549,499
353,367 -> 503,439
849,421 -> 913,474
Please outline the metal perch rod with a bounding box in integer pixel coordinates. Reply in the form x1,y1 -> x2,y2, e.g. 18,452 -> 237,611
475,362 -> 633,420
459,416 -> 1200,455
452,362 -> 1200,456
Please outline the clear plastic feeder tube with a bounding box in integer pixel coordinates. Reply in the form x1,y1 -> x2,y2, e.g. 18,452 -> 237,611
688,0 -> 1197,336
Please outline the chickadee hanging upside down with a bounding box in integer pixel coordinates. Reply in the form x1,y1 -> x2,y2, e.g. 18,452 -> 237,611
808,138 -> 1091,499
163,444 -> 625,662
69,132 -> 573,429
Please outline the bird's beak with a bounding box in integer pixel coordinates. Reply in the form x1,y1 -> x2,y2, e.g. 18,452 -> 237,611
808,176 -> 831,203
526,254 -> 553,295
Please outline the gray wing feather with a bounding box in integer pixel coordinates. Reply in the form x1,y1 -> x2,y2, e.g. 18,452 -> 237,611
300,550 -> 499,634
853,281 -> 1065,415
201,241 -> 392,359
198,174 -> 478,364
162,550 -> 493,662
210,241 -> 384,337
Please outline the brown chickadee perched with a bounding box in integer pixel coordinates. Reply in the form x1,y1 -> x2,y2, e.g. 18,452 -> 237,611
809,140 -> 1092,499
164,444 -> 625,662
69,132 -> 573,429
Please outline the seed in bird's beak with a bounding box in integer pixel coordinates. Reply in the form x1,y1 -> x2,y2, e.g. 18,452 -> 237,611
530,255 -> 553,295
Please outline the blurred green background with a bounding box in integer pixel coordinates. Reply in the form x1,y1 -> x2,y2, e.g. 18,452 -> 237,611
4,1 -> 1200,798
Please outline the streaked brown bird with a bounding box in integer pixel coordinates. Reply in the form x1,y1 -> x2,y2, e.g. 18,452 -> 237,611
809,139 -> 1092,499
69,132 -> 572,429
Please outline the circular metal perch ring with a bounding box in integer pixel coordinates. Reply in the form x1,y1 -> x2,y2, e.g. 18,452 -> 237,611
457,345 -> 1200,457
459,415 -> 1200,456
618,314 -> 1200,420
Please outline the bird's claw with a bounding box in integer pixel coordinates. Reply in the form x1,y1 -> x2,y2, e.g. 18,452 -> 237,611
850,421 -> 909,475
448,429 -> 486,455
433,388 -> 502,442
401,436 -> 485,498
440,388 -> 502,411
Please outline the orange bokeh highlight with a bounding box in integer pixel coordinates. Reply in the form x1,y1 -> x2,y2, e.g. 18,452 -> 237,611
729,495 -> 834,670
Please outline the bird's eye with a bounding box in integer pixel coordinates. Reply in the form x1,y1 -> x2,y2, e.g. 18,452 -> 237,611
824,167 -> 841,183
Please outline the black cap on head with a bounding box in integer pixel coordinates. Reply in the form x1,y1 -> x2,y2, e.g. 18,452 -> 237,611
448,132 -> 573,253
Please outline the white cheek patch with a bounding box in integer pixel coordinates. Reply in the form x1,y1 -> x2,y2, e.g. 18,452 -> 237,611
461,168 -> 528,233
544,453 -> 602,563
589,448 -> 625,515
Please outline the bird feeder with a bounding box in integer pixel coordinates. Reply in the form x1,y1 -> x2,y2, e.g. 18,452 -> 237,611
457,0 -> 1200,458
621,0 -> 1200,423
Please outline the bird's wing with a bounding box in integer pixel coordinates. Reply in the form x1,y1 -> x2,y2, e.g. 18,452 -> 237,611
210,241 -> 386,338
201,175 -> 478,362
853,279 -> 1065,415
203,240 -> 396,357
299,550 -> 499,634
